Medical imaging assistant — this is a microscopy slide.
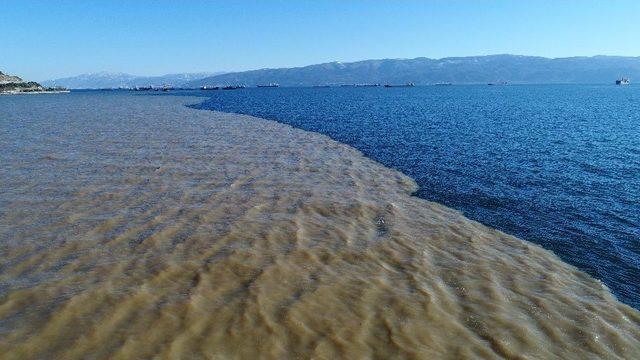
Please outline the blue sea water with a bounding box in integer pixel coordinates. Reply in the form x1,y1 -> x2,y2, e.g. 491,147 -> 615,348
193,85 -> 640,309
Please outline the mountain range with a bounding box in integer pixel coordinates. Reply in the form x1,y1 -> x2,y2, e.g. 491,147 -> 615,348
185,55 -> 639,87
41,72 -> 225,89
38,55 -> 640,89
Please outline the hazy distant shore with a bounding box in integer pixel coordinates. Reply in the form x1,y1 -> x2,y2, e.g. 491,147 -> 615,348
0,93 -> 638,359
0,90 -> 70,95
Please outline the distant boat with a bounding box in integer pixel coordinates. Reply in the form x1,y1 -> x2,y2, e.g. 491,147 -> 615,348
340,84 -> 380,87
488,81 -> 508,86
201,85 -> 219,90
257,83 -> 279,88
222,85 -> 245,90
384,82 -> 415,88
616,78 -> 630,85
134,86 -> 152,91
162,85 -> 174,92
434,82 -> 452,86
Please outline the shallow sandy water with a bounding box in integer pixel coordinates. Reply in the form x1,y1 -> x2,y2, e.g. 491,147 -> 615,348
0,93 -> 638,359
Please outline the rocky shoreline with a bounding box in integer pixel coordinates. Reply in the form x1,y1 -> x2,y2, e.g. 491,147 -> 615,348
0,89 -> 70,95
0,71 -> 68,94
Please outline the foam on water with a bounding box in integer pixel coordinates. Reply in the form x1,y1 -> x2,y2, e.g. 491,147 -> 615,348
0,93 -> 639,358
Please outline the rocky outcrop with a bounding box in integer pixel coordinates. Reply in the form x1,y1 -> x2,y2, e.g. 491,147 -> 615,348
0,71 -> 66,93
0,71 -> 23,84
0,81 -> 46,92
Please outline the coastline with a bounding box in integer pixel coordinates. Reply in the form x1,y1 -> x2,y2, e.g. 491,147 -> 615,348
0,90 -> 70,95
0,93 -> 638,358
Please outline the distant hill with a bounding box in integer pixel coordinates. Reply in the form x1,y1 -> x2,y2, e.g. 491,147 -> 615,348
42,71 -> 225,89
185,55 -> 640,87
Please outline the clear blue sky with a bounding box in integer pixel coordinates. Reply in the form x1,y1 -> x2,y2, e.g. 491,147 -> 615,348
2,0 -> 639,81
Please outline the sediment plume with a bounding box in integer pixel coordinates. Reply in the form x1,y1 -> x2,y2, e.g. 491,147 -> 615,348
0,94 -> 638,359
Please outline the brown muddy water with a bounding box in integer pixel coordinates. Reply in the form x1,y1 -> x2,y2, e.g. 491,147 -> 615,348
0,92 -> 639,359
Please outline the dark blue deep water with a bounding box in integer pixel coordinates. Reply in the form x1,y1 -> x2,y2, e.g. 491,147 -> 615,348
194,85 -> 640,309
